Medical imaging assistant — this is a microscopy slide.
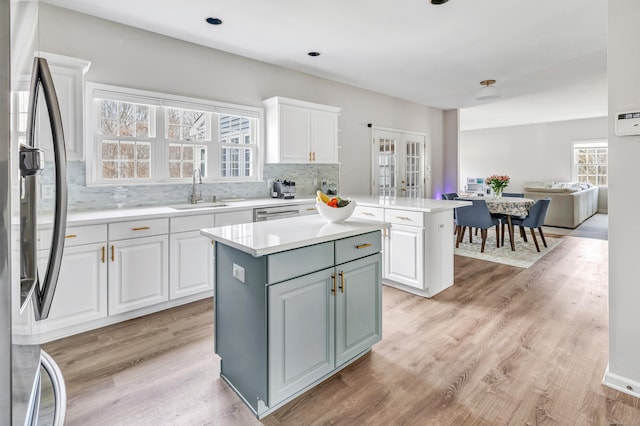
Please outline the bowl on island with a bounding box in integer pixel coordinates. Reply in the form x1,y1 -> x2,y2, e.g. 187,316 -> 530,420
316,199 -> 356,223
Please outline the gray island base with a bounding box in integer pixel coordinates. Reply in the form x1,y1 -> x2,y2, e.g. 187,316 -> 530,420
201,216 -> 389,418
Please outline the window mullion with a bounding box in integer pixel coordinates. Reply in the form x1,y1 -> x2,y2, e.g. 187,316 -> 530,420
155,106 -> 165,181
211,113 -> 221,179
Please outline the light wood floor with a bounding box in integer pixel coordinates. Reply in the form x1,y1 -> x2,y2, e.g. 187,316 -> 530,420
44,235 -> 640,425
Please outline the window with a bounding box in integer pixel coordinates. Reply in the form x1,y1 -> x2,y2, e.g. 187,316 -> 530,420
573,141 -> 608,186
86,83 -> 262,185
99,99 -> 155,180
219,114 -> 255,178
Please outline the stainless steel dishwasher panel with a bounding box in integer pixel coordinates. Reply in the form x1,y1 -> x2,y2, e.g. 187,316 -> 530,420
253,205 -> 301,222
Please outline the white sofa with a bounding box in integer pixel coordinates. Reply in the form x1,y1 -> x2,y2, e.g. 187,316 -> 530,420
523,182 -> 599,229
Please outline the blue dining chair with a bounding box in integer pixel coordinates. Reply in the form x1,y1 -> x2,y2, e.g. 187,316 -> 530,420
442,192 -> 459,234
441,192 -> 458,200
497,192 -> 526,246
454,199 -> 501,253
510,198 -> 552,252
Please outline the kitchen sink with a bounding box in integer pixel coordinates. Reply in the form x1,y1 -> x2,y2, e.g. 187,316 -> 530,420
169,202 -> 227,210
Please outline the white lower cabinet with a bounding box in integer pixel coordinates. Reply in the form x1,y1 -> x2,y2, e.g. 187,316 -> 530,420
169,214 -> 215,299
385,223 -> 424,289
108,233 -> 169,315
355,205 -> 454,298
36,237 -> 108,335
170,231 -> 215,299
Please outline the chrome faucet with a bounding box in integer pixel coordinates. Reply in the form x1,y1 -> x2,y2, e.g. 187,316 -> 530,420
190,168 -> 203,204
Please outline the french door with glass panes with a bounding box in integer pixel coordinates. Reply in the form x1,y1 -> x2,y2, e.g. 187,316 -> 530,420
372,129 -> 426,198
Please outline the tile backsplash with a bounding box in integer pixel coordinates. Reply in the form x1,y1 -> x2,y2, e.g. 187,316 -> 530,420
40,162 -> 340,211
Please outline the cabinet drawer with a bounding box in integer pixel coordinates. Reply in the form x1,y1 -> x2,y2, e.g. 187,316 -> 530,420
170,214 -> 215,233
353,206 -> 384,221
40,224 -> 107,247
299,204 -> 318,216
335,231 -> 381,265
215,210 -> 253,227
109,218 -> 169,240
384,209 -> 424,227
267,241 -> 334,284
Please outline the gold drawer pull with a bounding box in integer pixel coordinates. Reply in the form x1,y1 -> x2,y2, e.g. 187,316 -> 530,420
64,234 -> 77,239
396,216 -> 412,221
111,245 -> 115,262
306,207 -> 317,211
211,240 -> 215,246
101,246 -> 105,263
362,212 -> 374,216
312,152 -> 316,161
339,271 -> 345,293
356,243 -> 372,249
331,274 -> 336,295
309,152 -> 313,161
131,226 -> 150,231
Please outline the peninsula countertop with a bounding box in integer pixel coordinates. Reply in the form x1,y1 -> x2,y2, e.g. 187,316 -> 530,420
200,214 -> 390,257
351,196 -> 471,212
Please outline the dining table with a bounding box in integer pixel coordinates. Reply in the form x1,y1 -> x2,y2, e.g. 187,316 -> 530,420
457,195 -> 535,251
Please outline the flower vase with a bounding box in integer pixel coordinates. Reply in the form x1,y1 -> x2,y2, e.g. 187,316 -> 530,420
494,188 -> 502,199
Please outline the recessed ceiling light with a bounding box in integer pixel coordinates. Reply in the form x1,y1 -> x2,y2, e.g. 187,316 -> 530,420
205,17 -> 223,25
431,0 -> 449,4
308,51 -> 321,57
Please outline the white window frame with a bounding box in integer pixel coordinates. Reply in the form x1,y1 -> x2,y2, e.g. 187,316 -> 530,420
84,82 -> 263,186
571,139 -> 608,187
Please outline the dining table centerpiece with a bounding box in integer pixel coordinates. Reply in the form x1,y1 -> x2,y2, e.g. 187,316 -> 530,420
486,174 -> 510,198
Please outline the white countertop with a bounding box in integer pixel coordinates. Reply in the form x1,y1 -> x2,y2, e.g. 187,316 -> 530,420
351,196 -> 471,212
201,215 -> 389,257
47,197 -> 316,227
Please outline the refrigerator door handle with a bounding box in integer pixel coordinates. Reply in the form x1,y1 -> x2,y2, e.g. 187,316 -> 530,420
20,57 -> 68,321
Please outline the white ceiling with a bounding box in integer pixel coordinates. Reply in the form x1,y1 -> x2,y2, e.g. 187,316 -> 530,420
41,0 -> 609,129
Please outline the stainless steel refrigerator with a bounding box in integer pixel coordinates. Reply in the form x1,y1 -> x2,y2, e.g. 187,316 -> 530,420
2,1 -> 68,424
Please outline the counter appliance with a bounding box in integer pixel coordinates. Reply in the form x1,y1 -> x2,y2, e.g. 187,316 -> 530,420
271,180 -> 295,199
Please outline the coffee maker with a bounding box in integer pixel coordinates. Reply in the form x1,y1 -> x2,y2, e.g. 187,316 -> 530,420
272,180 -> 296,199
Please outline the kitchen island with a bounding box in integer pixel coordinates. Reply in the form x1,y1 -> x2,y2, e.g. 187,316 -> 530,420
200,215 -> 389,419
351,196 -> 471,298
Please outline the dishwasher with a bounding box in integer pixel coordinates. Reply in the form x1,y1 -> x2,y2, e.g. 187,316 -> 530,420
253,204 -> 301,222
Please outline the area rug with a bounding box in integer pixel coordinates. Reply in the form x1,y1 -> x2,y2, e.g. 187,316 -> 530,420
454,230 -> 563,268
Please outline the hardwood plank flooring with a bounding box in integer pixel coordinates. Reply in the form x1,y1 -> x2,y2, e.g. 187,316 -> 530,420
44,235 -> 639,425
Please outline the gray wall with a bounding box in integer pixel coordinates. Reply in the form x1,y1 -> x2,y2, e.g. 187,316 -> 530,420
37,4 -> 446,207
605,0 -> 640,398
459,116 -> 608,210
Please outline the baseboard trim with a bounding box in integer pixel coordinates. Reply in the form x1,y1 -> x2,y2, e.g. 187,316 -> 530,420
602,364 -> 640,399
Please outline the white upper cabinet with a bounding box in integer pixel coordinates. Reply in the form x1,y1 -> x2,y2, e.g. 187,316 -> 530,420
35,52 -> 91,161
263,96 -> 340,164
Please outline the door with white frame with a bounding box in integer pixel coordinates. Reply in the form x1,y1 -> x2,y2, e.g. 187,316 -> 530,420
372,129 -> 426,198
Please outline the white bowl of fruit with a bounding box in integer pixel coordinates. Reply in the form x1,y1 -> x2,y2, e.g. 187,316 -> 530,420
316,191 -> 356,223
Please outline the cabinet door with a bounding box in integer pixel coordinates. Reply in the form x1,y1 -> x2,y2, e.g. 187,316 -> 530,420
310,110 -> 338,163
36,243 -> 108,333
169,231 -> 214,299
268,268 -> 335,405
35,54 -> 90,161
279,105 -> 311,163
385,224 -> 424,289
109,235 -> 169,315
336,253 -> 382,366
